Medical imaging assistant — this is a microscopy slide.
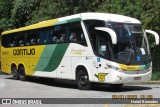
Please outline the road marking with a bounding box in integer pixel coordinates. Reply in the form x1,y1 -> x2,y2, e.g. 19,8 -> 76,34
103,104 -> 109,107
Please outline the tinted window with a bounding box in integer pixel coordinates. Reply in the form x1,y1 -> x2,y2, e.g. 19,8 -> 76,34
2,22 -> 87,47
68,22 -> 87,46
84,20 -> 105,52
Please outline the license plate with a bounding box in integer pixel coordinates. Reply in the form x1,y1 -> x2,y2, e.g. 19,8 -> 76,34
134,76 -> 141,80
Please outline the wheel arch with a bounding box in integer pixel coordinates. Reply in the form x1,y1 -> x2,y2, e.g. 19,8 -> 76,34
18,63 -> 26,74
75,64 -> 92,81
11,63 -> 18,74
18,63 -> 25,69
11,63 -> 17,70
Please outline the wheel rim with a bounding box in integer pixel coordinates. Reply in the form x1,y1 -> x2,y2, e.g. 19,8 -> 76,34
79,75 -> 88,86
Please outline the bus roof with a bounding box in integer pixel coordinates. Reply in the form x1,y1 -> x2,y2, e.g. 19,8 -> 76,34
2,12 -> 141,35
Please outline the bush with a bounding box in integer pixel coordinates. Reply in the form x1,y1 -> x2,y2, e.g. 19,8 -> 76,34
151,72 -> 160,80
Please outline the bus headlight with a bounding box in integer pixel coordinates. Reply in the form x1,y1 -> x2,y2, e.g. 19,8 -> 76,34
117,68 -> 125,72
106,64 -> 124,72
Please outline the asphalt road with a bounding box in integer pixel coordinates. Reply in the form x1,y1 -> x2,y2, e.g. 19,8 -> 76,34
0,73 -> 160,107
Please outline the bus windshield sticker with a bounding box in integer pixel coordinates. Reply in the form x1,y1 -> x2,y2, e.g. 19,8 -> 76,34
136,55 -> 141,62
97,57 -> 101,62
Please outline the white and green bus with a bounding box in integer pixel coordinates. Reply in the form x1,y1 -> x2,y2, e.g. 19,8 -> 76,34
1,13 -> 159,89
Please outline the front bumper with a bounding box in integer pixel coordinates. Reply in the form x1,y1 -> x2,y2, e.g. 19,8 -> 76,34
105,70 -> 152,84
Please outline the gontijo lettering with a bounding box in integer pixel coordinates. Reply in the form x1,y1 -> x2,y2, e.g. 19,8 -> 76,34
13,48 -> 35,55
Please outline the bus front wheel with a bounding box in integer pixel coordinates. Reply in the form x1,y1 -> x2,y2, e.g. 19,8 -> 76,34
76,70 -> 91,90
12,66 -> 19,80
19,66 -> 26,81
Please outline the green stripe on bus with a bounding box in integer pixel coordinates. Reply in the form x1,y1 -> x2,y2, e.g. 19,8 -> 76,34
34,44 -> 57,71
67,18 -> 81,23
34,44 -> 69,72
144,62 -> 151,70
54,18 -> 81,26
43,43 -> 69,71
54,20 -> 67,25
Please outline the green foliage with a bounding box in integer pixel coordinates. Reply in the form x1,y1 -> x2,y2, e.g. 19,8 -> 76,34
1,0 -> 160,32
98,0 -> 142,19
152,72 -> 160,80
140,0 -> 160,31
0,0 -> 159,52
0,0 -> 13,17
0,0 -> 14,30
29,0 -> 104,24
28,0 -> 56,24
11,0 -> 41,28
0,18 -> 13,30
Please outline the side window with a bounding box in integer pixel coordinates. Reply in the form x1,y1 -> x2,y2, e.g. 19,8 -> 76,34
36,25 -> 67,45
45,29 -> 52,44
2,34 -> 13,47
37,28 -> 53,44
53,25 -> 66,43
84,20 -> 105,52
25,33 -> 31,46
25,31 -> 39,46
96,31 -> 111,59
38,30 -> 46,44
17,33 -> 25,46
68,22 -> 87,46
2,35 -> 7,47
10,35 -> 17,47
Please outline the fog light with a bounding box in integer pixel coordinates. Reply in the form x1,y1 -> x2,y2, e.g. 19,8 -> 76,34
117,76 -> 122,80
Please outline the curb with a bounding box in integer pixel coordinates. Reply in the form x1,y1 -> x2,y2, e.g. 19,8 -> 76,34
141,81 -> 160,84
129,81 -> 160,84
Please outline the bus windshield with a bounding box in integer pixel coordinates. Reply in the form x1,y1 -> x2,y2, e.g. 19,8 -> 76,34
106,22 -> 150,64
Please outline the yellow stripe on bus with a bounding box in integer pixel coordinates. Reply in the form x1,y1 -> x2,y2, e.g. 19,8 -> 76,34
119,64 -> 140,71
2,19 -> 59,35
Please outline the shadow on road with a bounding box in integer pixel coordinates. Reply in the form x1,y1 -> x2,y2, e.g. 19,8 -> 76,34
91,84 -> 152,92
2,73 -> 152,92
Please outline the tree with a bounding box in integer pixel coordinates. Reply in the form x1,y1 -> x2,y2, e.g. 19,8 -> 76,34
0,0 -> 14,30
98,0 -> 141,19
29,0 -> 104,24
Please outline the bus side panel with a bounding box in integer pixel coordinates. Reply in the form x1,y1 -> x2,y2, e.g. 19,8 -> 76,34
1,45 -> 45,75
68,43 -> 94,81
33,44 -> 70,78
1,57 -> 11,74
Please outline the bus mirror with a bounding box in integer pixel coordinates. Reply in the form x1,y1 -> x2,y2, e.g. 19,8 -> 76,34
145,30 -> 159,45
95,27 -> 117,44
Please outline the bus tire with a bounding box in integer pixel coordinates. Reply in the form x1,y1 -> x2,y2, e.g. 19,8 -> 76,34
109,84 -> 123,89
11,66 -> 19,80
76,69 -> 91,90
19,66 -> 26,81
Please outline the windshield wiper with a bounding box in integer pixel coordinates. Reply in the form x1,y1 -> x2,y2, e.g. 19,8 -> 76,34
112,49 -> 133,65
